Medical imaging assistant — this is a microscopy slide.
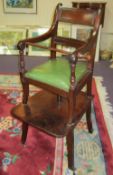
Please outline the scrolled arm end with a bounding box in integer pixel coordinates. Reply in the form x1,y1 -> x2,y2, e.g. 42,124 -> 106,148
17,41 -> 26,51
67,53 -> 77,64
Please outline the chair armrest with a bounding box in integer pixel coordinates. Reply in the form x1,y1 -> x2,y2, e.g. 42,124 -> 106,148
17,28 -> 53,51
67,34 -> 97,64
66,37 -> 95,91
76,33 -> 97,59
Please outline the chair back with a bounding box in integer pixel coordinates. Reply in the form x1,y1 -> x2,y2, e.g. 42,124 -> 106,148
58,8 -> 97,26
50,3 -> 102,58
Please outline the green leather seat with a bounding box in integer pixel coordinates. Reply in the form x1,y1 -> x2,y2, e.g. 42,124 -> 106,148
25,58 -> 88,92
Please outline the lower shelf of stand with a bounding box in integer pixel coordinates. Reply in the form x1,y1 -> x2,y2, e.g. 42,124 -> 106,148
11,90 -> 92,137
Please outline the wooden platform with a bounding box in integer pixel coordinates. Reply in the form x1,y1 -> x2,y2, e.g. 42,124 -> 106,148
11,91 -> 92,137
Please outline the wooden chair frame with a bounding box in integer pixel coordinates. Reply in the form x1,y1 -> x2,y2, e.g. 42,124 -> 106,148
11,3 -> 102,173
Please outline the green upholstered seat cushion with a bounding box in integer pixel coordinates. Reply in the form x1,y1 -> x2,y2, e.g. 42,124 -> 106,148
25,58 -> 88,92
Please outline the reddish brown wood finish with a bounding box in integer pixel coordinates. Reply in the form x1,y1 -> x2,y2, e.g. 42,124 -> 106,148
72,2 -> 106,27
11,91 -> 92,137
11,3 -> 102,173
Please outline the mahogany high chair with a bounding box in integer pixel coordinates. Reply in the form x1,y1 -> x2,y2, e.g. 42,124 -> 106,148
11,3 -> 102,173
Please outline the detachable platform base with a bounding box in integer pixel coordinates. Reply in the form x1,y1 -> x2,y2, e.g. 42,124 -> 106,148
11,90 -> 91,137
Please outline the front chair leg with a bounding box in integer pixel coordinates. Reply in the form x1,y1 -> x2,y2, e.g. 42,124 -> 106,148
86,76 -> 93,133
22,81 -> 29,104
21,81 -> 29,144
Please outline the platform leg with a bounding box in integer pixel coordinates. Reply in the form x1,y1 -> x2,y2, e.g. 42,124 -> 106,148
86,103 -> 93,133
21,122 -> 28,144
66,129 -> 75,171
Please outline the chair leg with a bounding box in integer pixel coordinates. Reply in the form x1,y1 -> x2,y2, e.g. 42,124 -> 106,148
21,81 -> 29,144
86,103 -> 93,133
66,129 -> 76,172
86,76 -> 93,133
22,81 -> 29,104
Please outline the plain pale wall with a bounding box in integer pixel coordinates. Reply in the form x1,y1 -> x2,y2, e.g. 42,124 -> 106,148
0,0 -> 113,50
0,0 -> 72,27
0,0 -> 111,30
